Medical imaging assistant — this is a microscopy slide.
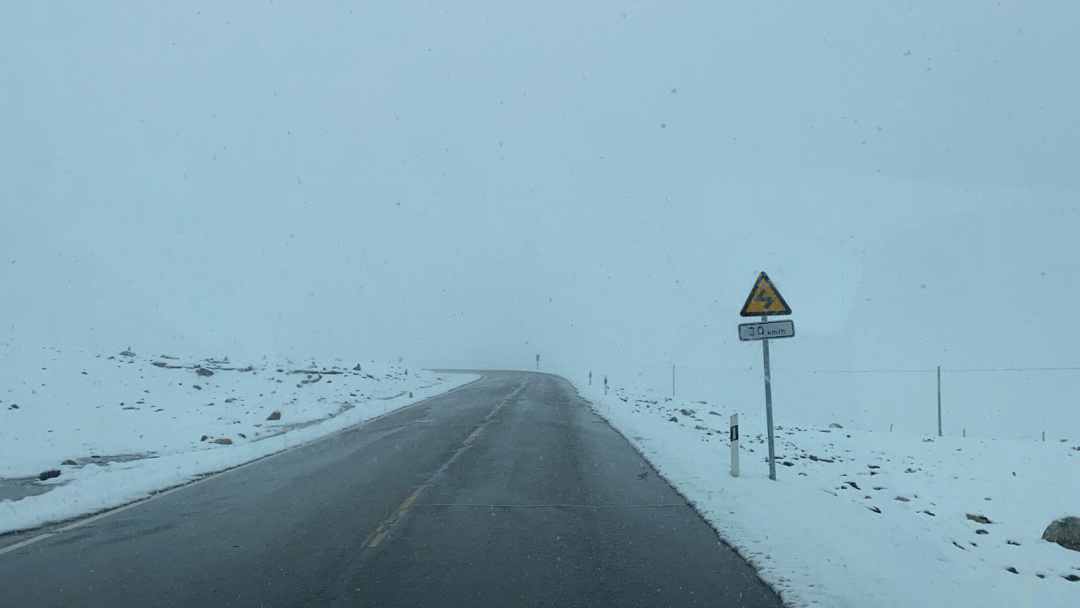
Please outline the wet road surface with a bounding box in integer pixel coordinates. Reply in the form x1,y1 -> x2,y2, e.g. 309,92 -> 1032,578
0,371 -> 782,607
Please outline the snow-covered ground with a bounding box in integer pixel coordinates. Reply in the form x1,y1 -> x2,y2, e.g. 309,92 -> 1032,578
0,343 -> 476,534
573,376 -> 1080,607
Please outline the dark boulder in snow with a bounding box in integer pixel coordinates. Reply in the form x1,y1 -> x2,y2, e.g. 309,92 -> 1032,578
38,469 -> 61,481
195,367 -> 214,377
61,459 -> 77,466
213,438 -> 233,445
267,411 -> 282,421
668,415 -> 678,423
120,349 -> 135,357
1042,517 -> 1080,552
200,435 -> 208,441
8,403 -> 17,410
829,423 -> 843,429
966,513 -> 993,525
708,411 -> 721,416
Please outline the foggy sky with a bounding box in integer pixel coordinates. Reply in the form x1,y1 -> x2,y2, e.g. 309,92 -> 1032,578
3,1 -> 1079,374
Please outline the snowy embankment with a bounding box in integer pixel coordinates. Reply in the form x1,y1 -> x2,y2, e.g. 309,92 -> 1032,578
574,378 -> 1080,607
0,344 -> 476,534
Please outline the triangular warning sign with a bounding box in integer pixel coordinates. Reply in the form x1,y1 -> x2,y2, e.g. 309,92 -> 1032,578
740,272 -> 792,317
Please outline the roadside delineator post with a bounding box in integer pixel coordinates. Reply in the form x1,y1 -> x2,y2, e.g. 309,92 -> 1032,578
730,413 -> 740,477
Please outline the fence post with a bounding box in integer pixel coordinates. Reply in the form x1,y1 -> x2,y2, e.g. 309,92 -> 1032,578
937,366 -> 942,437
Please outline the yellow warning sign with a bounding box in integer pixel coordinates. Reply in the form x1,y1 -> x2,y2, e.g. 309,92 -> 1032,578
739,272 -> 792,317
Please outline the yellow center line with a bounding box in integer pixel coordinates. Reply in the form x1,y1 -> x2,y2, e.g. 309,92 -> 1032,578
463,427 -> 483,445
363,380 -> 527,551
368,484 -> 427,548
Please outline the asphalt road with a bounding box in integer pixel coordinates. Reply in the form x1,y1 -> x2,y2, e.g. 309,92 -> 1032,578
0,371 -> 783,607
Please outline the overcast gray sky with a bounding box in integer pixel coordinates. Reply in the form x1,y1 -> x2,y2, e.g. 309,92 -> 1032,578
3,1 -> 1079,375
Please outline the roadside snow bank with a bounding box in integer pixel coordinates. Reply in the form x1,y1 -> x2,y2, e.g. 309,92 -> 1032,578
575,379 -> 1080,607
0,344 -> 476,534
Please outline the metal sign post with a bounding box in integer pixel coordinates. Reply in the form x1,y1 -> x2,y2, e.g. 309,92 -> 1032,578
730,413 -> 740,477
761,314 -> 776,481
536,354 -> 540,371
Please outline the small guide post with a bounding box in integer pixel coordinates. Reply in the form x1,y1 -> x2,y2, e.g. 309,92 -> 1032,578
730,413 -> 740,477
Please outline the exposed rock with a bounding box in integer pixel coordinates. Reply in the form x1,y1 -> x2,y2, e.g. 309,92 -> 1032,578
895,496 -> 911,502
966,513 -> 993,525
200,435 -> 208,441
1065,574 -> 1080,582
708,411 -> 721,416
152,361 -> 168,368
267,411 -> 282,421
668,415 -> 678,423
1006,567 -> 1018,574
61,459 -> 77,466
8,403 -> 17,410
1042,516 -> 1080,552
213,438 -> 233,445
195,367 -> 214,377
976,529 -> 989,535
120,349 -> 135,357
38,469 -> 61,481
829,422 -> 843,429
353,364 -> 362,371
408,392 -> 413,398
679,408 -> 695,417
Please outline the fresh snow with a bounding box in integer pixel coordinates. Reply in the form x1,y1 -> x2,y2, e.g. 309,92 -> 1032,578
0,343 -> 476,534
574,377 -> 1080,607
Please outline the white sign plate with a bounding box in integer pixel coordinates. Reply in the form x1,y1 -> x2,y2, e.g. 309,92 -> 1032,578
738,320 -> 795,341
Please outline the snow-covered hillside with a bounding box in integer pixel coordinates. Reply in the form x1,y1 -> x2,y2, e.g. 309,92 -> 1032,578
575,377 -> 1080,607
0,342 -> 476,534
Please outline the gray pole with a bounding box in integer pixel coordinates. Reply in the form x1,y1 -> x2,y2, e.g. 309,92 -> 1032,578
937,366 -> 942,437
762,314 -> 776,481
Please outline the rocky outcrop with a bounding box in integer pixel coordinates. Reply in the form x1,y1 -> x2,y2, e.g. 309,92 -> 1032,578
1043,517 -> 1080,552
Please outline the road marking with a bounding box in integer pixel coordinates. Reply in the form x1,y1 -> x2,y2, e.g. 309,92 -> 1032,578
0,533 -> 55,556
362,380 -> 528,551
369,484 -> 427,548
0,376 -> 486,557
463,427 -> 483,445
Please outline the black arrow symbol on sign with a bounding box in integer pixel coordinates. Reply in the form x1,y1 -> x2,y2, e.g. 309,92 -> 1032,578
754,292 -> 775,309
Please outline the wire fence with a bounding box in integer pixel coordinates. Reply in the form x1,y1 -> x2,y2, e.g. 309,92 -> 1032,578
571,363 -> 1080,443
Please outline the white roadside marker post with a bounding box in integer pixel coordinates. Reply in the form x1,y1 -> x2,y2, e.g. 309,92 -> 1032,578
730,413 -> 740,477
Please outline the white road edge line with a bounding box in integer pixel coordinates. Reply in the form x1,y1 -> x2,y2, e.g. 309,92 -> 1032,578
0,375 -> 484,557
